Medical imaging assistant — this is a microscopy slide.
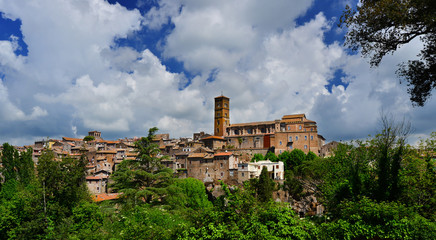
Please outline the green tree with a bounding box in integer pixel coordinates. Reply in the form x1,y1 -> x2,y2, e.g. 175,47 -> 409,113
265,151 -> 278,162
37,151 -> 90,222
374,115 -> 411,201
283,170 -> 303,200
340,0 -> 436,106
251,153 -> 264,162
83,135 -> 95,141
1,143 -> 19,183
256,167 -> 276,203
166,178 -> 212,210
1,144 -> 34,186
110,127 -> 174,206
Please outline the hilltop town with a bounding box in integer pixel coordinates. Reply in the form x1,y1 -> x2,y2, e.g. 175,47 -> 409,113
1,96 -> 336,204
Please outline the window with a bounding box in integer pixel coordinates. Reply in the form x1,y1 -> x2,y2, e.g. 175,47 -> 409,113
258,166 -> 261,169
305,136 -> 307,140
280,150 -> 282,154
242,165 -> 244,169
221,172 -> 224,177
220,163 -> 223,168
225,113 -> 227,117
304,145 -> 307,149
287,126 -> 290,130
311,136 -> 313,140
276,165 -> 279,169
299,125 -> 302,130
242,172 -> 245,177
296,136 -> 299,141
289,145 -> 293,150
224,103 -> 228,108
217,120 -> 220,125
289,136 -> 292,142
279,141 -> 282,145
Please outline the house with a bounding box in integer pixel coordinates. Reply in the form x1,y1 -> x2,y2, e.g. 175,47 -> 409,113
237,160 -> 284,184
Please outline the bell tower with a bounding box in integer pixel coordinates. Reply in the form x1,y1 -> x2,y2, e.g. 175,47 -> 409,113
214,95 -> 230,136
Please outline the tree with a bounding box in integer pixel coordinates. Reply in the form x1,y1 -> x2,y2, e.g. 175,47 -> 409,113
256,167 -> 276,202
265,151 -> 278,162
340,0 -> 436,106
374,114 -> 411,201
1,143 -> 34,185
110,127 -> 174,206
251,153 -> 264,162
83,135 -> 95,141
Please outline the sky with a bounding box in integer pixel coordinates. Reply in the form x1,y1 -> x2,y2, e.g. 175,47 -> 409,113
0,0 -> 434,146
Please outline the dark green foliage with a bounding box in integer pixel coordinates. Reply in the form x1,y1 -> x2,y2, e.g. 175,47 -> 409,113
255,167 -> 276,202
320,197 -> 436,240
37,151 -> 90,219
166,178 -> 212,210
1,143 -> 19,182
251,153 -> 264,162
284,171 -> 303,200
83,135 -> 95,141
110,127 -> 175,207
0,143 -> 34,186
180,182 -> 317,240
265,151 -> 278,162
280,149 -> 306,170
305,151 -> 318,161
340,0 -> 436,106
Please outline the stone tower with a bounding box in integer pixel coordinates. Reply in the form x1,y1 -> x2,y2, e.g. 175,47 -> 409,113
214,95 -> 230,136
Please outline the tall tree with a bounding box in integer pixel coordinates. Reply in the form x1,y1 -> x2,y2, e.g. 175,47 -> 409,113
340,0 -> 436,106
256,167 -> 276,203
110,127 -> 174,206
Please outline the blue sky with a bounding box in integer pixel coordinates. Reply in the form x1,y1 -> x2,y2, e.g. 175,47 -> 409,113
0,0 -> 434,146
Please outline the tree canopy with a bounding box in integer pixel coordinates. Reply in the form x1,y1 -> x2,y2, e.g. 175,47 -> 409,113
340,0 -> 436,106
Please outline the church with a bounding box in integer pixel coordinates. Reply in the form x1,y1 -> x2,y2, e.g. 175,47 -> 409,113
213,95 -> 324,155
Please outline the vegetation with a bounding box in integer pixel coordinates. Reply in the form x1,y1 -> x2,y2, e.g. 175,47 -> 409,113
83,135 -> 95,141
340,0 -> 436,106
0,127 -> 435,239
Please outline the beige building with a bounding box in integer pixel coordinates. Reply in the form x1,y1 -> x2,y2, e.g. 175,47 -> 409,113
187,151 -> 238,185
214,95 -> 324,155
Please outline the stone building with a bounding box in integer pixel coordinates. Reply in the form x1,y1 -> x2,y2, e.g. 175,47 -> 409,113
214,95 -> 324,155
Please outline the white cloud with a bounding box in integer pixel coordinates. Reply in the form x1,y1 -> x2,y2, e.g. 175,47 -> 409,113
0,0 -> 434,146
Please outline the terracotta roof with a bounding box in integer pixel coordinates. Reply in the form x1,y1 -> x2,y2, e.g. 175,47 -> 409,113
201,136 -> 225,141
175,152 -> 189,156
282,114 -> 306,120
188,153 -> 206,158
229,120 -> 275,127
215,152 -> 233,157
62,137 -> 83,141
86,176 -> 102,180
93,193 -> 119,202
98,150 -> 117,154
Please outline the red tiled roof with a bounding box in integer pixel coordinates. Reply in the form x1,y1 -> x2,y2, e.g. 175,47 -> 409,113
93,193 -> 120,202
188,153 -> 206,158
86,176 -> 102,180
62,137 -> 83,141
98,150 -> 117,154
214,152 -> 233,157
201,136 -> 225,140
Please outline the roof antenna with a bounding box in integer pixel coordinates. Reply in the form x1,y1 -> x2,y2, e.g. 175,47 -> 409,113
221,91 -> 223,96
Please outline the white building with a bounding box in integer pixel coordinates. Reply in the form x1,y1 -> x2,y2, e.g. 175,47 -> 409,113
238,160 -> 284,184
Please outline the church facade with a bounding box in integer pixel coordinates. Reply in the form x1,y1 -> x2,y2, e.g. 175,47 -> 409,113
214,95 -> 324,155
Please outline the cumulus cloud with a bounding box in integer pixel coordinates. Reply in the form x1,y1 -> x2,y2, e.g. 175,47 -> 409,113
0,0 -> 434,146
